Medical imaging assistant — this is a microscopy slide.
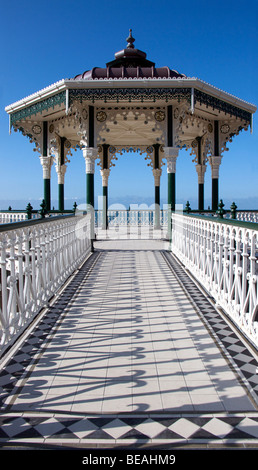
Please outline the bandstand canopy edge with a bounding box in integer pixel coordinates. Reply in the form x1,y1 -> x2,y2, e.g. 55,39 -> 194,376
4,31 -> 257,165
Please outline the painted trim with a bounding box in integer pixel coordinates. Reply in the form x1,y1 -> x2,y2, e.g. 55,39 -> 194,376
183,212 -> 258,231
167,105 -> 173,147
5,77 -> 256,115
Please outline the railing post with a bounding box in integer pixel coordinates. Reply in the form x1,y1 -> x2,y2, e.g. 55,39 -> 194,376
230,201 -> 237,219
0,236 -> 8,343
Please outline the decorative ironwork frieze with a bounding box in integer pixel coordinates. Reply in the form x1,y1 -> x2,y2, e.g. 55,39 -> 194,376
10,91 -> 66,126
194,89 -> 251,123
9,88 -> 252,127
69,88 -> 192,104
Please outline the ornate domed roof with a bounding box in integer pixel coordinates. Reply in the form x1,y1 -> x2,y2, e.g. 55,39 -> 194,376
73,29 -> 187,81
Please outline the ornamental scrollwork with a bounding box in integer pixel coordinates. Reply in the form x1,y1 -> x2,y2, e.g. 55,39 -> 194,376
218,120 -> 249,155
95,106 -> 167,146
96,144 -> 158,170
13,122 -> 42,154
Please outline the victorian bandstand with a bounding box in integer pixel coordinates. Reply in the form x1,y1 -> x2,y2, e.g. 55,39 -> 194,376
5,30 -> 256,221
1,32 -> 258,451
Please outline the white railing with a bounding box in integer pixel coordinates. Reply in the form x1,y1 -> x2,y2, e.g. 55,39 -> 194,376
0,210 -> 75,225
95,209 -> 169,239
0,214 -> 92,354
0,212 -> 40,224
171,213 -> 258,347
236,212 -> 258,223
95,209 -> 168,227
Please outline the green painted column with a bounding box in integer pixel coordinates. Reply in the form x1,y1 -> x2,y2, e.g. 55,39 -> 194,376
209,156 -> 222,211
41,121 -> 52,211
101,144 -> 110,230
83,106 -> 96,211
153,144 -> 161,229
212,178 -> 219,211
155,185 -> 160,206
103,185 -> 108,229
196,137 -> 205,211
86,173 -> 94,208
57,137 -> 66,212
168,172 -> 176,211
164,147 -> 179,246
58,184 -> 64,211
195,165 -> 206,212
198,183 -> 204,211
44,178 -> 51,211
165,149 -> 178,210
83,147 -> 98,212
210,121 -> 222,211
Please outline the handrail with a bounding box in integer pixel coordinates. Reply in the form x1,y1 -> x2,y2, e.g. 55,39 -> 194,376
0,214 -> 91,354
182,212 -> 258,231
0,214 -> 75,233
171,212 -> 258,347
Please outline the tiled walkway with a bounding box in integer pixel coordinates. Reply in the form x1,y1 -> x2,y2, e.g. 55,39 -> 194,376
0,240 -> 257,448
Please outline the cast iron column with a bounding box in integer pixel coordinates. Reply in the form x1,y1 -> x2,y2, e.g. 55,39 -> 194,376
40,121 -> 53,211
195,137 -> 206,211
164,147 -> 178,211
84,105 -> 96,210
152,143 -> 161,229
83,148 -> 98,210
101,144 -> 110,229
57,137 -> 66,211
210,121 -> 222,211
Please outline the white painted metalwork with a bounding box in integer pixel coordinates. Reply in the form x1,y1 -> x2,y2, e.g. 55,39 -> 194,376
236,212 -> 258,223
171,212 -> 258,346
0,212 -> 40,224
95,209 -> 168,227
0,211 -> 75,225
0,215 -> 92,353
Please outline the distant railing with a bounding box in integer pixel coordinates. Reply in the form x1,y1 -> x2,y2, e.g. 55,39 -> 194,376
0,209 -> 74,225
1,208 -> 258,227
171,212 -> 258,347
95,209 -> 168,227
0,211 -> 40,224
236,211 -> 258,223
0,214 -> 92,354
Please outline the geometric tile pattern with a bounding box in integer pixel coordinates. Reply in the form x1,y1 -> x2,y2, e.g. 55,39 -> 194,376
162,251 -> 258,406
1,412 -> 258,445
0,251 -> 101,413
1,244 -> 258,448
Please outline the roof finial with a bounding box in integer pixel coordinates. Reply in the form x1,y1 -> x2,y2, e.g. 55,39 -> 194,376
126,29 -> 135,49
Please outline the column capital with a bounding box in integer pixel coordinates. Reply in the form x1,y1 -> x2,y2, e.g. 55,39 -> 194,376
163,147 -> 179,158
163,147 -> 179,174
100,168 -> 110,186
152,168 -> 162,186
82,147 -> 98,174
195,164 -> 207,184
56,164 -> 67,184
209,155 -> 222,178
39,156 -> 54,179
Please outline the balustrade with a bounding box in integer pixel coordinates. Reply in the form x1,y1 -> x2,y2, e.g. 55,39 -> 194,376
0,212 -> 39,224
0,214 -> 92,353
95,209 -> 168,227
171,213 -> 258,346
0,210 -> 74,225
1,208 -> 257,352
236,211 -> 258,223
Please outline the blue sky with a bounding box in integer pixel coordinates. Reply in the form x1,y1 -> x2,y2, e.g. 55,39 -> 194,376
0,0 -> 257,210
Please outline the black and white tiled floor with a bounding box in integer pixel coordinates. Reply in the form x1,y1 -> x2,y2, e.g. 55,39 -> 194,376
0,240 -> 257,448
162,251 -> 258,406
0,412 -> 258,445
